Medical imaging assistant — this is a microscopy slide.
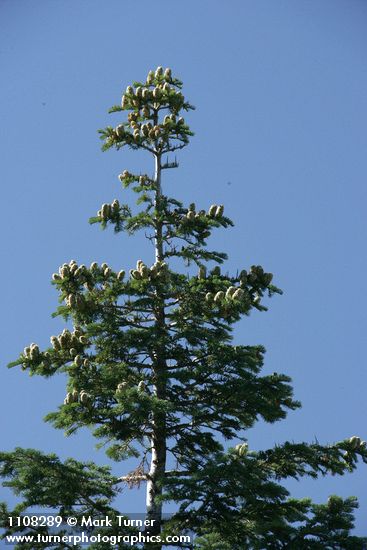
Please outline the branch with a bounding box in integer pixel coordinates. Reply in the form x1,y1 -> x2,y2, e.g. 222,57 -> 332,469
117,473 -> 149,483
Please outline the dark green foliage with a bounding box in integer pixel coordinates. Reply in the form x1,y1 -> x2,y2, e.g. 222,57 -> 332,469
164,440 -> 367,545
0,449 -> 137,549
194,495 -> 365,549
2,67 -> 367,549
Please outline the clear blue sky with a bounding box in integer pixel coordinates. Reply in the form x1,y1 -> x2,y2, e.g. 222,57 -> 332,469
1,0 -> 367,533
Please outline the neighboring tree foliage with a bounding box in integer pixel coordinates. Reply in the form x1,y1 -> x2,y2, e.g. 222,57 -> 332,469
2,67 -> 367,549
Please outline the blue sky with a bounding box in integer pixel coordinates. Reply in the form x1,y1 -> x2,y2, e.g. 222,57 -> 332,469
1,0 -> 367,534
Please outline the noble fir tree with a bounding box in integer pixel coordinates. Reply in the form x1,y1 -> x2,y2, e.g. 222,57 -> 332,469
2,66 -> 367,549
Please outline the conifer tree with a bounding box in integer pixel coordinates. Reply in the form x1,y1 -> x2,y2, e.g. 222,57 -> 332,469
2,67 -> 367,549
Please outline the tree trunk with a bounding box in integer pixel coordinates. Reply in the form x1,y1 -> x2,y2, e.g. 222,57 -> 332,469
145,150 -> 167,548
153,152 -> 163,263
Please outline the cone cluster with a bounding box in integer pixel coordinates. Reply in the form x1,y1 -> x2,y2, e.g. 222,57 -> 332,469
65,293 -> 85,309
118,170 -> 151,185
184,204 -> 224,224
185,204 -> 205,221
64,389 -> 90,405
97,200 -> 120,221
163,114 -> 184,127
120,67 -> 183,112
89,261 -> 118,279
206,286 -> 246,305
116,380 -> 146,394
55,260 -> 122,288
234,443 -> 248,457
130,260 -> 168,281
349,436 -> 367,450
116,118 -> 187,144
55,261 -> 126,295
208,204 -> 224,218
118,170 -> 132,182
23,343 -> 40,361
50,328 -> 89,367
116,382 -> 128,393
53,260 -> 88,283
